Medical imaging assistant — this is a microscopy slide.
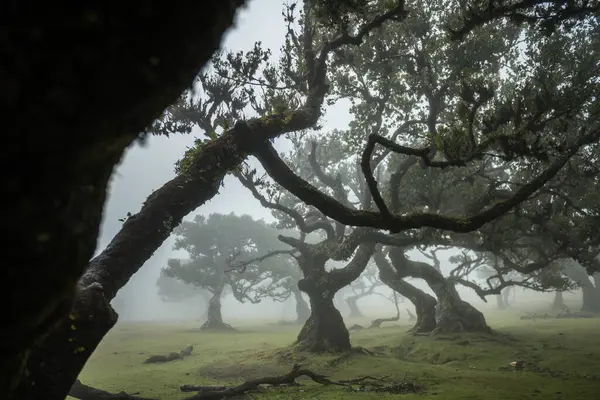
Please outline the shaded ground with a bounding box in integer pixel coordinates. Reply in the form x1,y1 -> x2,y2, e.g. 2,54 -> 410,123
72,313 -> 600,399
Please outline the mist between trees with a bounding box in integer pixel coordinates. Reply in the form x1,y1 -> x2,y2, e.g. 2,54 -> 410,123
5,0 -> 600,399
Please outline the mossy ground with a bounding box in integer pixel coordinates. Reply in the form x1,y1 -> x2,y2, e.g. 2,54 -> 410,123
72,311 -> 600,400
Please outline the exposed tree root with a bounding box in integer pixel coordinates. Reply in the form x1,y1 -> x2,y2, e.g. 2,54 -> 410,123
69,380 -> 157,400
180,363 -> 422,399
143,344 -> 193,364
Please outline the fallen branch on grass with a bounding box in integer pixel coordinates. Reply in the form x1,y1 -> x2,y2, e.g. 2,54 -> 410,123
69,380 -> 157,400
180,363 -> 423,399
369,314 -> 399,328
143,344 -> 194,364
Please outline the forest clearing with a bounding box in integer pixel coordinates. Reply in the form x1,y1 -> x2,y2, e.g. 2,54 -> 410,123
73,312 -> 600,400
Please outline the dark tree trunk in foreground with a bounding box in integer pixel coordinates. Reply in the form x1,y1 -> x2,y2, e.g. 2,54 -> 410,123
3,0 -> 248,397
388,248 -> 491,334
293,287 -> 311,324
552,291 -> 565,311
374,251 -> 437,333
201,286 -> 233,331
346,295 -> 365,318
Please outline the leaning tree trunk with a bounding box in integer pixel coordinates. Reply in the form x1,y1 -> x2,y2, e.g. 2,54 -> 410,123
292,287 -> 311,324
201,286 -> 233,331
4,1 -> 249,397
552,291 -> 565,311
374,250 -> 437,333
388,247 -> 491,334
346,295 -> 365,318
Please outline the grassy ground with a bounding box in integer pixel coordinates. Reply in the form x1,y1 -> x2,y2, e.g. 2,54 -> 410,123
73,312 -> 600,400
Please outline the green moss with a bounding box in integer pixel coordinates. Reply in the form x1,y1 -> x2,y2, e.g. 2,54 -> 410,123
72,315 -> 600,399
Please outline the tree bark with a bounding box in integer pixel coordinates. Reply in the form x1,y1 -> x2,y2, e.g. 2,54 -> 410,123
388,247 -> 491,334
291,242 -> 376,352
296,288 -> 351,352
294,252 -> 351,352
3,1 -> 248,396
201,286 -> 233,331
16,48 -> 330,400
374,251 -> 437,333
346,295 -> 365,318
292,287 -> 311,324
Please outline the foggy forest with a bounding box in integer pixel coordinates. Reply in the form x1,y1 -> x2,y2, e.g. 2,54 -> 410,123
5,1 -> 600,400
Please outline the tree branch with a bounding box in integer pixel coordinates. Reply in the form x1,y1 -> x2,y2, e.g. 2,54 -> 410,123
255,134 -> 593,233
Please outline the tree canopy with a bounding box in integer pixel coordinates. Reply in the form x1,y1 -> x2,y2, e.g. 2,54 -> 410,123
12,0 -> 600,398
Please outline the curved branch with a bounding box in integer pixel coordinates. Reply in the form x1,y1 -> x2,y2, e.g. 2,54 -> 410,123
255,136 -> 591,233
227,249 -> 297,273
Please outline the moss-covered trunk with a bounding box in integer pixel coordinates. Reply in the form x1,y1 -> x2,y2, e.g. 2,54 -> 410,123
388,247 -> 491,334
374,251 -> 437,333
3,0 -> 250,397
296,289 -> 351,352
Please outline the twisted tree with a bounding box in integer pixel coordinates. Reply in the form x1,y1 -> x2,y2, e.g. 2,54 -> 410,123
163,213 -> 292,331
11,0 -> 599,397
14,2 -> 408,398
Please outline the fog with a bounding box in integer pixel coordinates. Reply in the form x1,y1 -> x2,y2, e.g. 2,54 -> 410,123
96,0 -> 586,325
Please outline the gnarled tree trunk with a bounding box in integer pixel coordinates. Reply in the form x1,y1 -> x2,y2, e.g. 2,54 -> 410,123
296,281 -> 351,352
295,252 -> 350,352
374,251 -> 437,333
388,247 -> 491,334
291,242 -> 376,352
201,286 -> 233,331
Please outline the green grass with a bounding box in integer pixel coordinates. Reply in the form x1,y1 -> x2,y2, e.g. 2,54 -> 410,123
73,313 -> 600,400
